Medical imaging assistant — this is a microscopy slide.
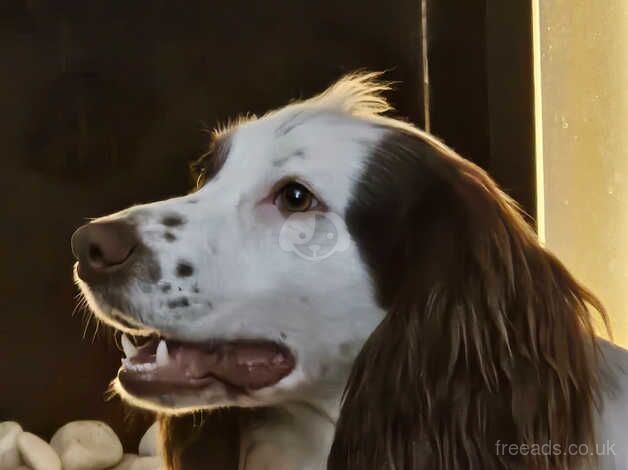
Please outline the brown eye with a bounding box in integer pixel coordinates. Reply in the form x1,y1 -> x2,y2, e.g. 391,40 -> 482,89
275,182 -> 319,212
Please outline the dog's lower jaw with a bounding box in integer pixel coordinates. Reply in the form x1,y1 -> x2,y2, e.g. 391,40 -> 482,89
239,402 -> 335,470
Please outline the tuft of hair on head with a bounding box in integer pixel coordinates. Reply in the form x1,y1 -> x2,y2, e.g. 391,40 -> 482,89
310,71 -> 395,117
211,112 -> 258,139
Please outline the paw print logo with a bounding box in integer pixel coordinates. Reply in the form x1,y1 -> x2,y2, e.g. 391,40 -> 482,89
278,211 -> 350,261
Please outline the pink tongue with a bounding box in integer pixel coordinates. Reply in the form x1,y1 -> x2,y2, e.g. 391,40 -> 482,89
174,342 -> 293,389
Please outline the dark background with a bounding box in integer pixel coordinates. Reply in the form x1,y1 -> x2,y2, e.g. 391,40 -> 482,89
0,0 -> 533,450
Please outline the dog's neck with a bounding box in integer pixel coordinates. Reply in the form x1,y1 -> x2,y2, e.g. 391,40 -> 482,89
238,401 -> 337,470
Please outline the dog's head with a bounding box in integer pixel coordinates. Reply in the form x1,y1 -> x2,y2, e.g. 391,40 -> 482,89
73,73 -> 605,469
72,73 -> 391,414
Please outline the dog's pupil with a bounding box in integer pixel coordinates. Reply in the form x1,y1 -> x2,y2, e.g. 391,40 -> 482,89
284,184 -> 309,209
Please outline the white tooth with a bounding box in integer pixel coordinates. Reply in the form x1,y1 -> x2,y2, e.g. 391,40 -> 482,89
156,340 -> 169,367
121,334 -> 137,358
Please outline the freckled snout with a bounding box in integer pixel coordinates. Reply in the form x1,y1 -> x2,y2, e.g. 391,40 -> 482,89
71,221 -> 138,282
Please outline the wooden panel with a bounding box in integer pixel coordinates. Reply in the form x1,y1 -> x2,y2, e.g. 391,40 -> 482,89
485,0 -> 536,221
427,0 -> 536,221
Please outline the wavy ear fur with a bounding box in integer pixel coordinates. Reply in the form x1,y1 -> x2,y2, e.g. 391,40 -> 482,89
328,126 -> 606,470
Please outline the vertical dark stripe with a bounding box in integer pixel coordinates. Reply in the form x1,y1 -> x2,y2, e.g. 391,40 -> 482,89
426,0 -> 536,223
421,0 -> 431,132
485,0 -> 536,224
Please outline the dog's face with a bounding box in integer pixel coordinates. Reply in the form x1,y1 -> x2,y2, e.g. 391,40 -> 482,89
72,81 -> 389,414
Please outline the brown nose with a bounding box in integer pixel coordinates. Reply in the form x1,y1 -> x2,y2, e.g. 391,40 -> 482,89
71,221 -> 138,282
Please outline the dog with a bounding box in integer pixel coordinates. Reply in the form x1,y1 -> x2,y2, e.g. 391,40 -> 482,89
72,73 -> 628,469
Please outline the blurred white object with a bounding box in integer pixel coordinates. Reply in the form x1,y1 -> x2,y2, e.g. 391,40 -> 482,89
138,422 -> 160,457
0,421 -> 23,468
110,454 -> 162,470
17,432 -> 61,470
50,420 -> 123,470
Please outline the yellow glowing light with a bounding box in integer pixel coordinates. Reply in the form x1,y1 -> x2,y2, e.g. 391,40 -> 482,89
533,0 -> 628,347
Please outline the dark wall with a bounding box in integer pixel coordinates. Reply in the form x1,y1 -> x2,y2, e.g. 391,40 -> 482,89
0,0 -> 423,449
427,0 -> 536,221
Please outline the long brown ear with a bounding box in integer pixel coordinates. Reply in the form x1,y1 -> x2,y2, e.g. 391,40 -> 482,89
328,126 -> 607,470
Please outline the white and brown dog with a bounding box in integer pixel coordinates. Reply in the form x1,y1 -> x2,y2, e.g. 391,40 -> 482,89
72,73 -> 628,470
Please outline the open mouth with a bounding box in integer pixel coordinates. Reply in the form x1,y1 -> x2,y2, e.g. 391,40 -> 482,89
118,334 -> 295,397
